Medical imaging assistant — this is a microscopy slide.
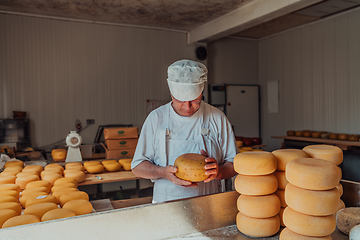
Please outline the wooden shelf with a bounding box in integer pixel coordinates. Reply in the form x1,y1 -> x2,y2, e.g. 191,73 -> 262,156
272,136 -> 360,150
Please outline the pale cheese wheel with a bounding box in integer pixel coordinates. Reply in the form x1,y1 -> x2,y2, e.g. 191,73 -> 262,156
336,183 -> 343,197
0,195 -> 18,204
103,162 -> 122,172
0,202 -> 22,215
22,165 -> 43,175
41,208 -> 76,221
279,207 -> 285,227
272,149 -> 309,171
16,175 -> 39,189
275,189 -> 287,208
303,144 -> 343,165
0,175 -> 16,184
86,164 -> 104,174
236,211 -> 280,238
41,173 -> 62,185
280,227 -> 332,240
23,202 -> 58,219
4,160 -> 24,168
283,207 -> 336,237
234,173 -> 278,195
44,163 -> 64,171
336,207 -> 360,235
21,186 -> 49,195
41,169 -> 63,178
63,199 -> 93,215
52,188 -> 79,201
234,151 -> 277,175
350,224 -> 360,240
25,180 -> 52,192
274,170 -> 288,190
51,183 -> 77,193
64,171 -> 86,183
59,191 -> 89,207
285,183 -> 340,216
64,165 -> 84,172
0,184 -> 20,193
25,195 -> 58,208
237,194 -> 281,218
2,214 -> 40,228
0,190 -> 19,199
0,209 -> 18,228
54,177 -> 78,186
285,158 -> 341,190
19,192 -> 48,208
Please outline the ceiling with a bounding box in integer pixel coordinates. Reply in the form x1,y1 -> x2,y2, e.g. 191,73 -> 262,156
0,0 -> 359,41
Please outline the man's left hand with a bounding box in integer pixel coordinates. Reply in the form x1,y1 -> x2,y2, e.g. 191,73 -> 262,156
200,149 -> 219,183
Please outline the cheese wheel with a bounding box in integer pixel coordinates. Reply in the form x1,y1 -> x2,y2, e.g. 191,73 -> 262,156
0,202 -> 22,215
0,184 -> 20,193
336,207 -> 360,235
41,169 -> 63,178
103,162 -> 122,172
0,171 -> 17,177
285,183 -> 340,216
0,195 -> 18,203
0,190 -> 19,199
41,173 -> 62,185
272,149 -> 309,171
64,171 -> 86,183
118,159 -> 132,164
22,165 -> 44,175
41,208 -> 76,221
275,189 -> 287,208
65,162 -> 83,168
16,171 -> 39,178
279,207 -> 285,227
0,209 -> 18,228
16,175 -> 40,189
52,188 -> 79,201
274,170 -> 288,190
234,174 -> 278,195
86,164 -> 104,174
54,177 -> 78,186
0,175 -> 16,184
303,144 -> 343,165
102,160 -> 118,165
280,227 -> 332,240
44,163 -> 64,171
336,183 -> 343,197
3,166 -> 23,174
122,162 -> 131,171
21,186 -> 49,195
63,199 -> 93,215
285,158 -> 342,190
25,180 -> 52,192
337,199 -> 345,212
19,192 -> 48,208
173,153 -> 208,182
234,151 -> 277,175
23,202 -> 58,219
25,195 -> 58,208
236,211 -> 280,238
83,161 -> 101,169
59,191 -> 89,207
237,194 -> 281,218
2,215 -> 40,228
4,160 -> 24,168
64,165 -> 84,171
350,224 -> 360,240
283,207 -> 336,237
51,183 -> 77,193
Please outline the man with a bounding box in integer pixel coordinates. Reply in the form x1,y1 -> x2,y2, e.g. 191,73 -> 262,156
131,59 -> 238,203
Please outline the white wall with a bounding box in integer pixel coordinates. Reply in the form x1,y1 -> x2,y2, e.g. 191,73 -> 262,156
0,14 -> 201,149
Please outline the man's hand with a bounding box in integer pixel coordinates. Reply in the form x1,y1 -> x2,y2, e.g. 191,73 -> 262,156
163,165 -> 198,187
201,149 -> 219,183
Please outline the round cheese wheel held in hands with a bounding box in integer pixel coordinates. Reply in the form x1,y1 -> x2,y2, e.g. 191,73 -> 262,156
173,153 -> 209,182
336,207 -> 360,235
285,158 -> 341,190
302,144 -> 343,165
272,149 -> 309,171
235,173 -> 278,195
234,151 -> 277,175
236,211 -> 280,238
279,227 -> 332,240
237,194 -> 281,218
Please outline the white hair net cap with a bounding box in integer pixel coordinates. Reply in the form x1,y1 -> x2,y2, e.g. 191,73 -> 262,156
167,59 -> 207,101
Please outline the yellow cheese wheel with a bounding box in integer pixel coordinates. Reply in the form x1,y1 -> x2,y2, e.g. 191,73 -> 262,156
279,207 -> 285,227
273,170 -> 288,190
118,159 -> 132,164
337,199 -> 345,212
237,194 -> 281,218
0,202 -> 22,215
40,169 -> 63,178
44,163 -> 64,171
64,165 -> 84,171
173,153 -> 209,182
0,195 -> 18,203
54,177 -> 78,186
19,192 -> 48,208
285,183 -> 340,216
0,175 -> 16,184
86,164 -> 105,174
65,162 -> 83,168
52,188 -> 79,201
3,166 -> 23,174
0,209 -> 18,228
283,207 -> 336,237
236,211 -> 280,238
83,161 -> 101,169
16,175 -> 40,189
275,189 -> 287,208
4,160 -> 24,168
41,173 -> 62,185
2,214 -> 40,228
16,172 -> 39,178
51,149 -> 67,161
279,227 -> 332,240
234,152 -> 277,175
64,171 -> 86,183
23,202 -> 58,219
0,184 -> 20,193
336,183 -> 343,197
22,186 -> 49,195
25,195 -> 58,208
285,158 -> 342,190
0,172 -> 17,177
102,160 -> 118,165
41,208 -> 76,221
22,165 -> 44,175
59,191 -> 89,207
0,190 -> 19,199
51,183 -> 77,193
122,162 -> 131,171
234,174 -> 278,195
25,180 -> 52,192
302,145 -> 343,165
272,149 -> 309,171
103,162 -> 122,172
62,199 -> 93,215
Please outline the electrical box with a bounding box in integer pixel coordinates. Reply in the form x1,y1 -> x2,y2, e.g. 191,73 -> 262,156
209,84 -> 226,105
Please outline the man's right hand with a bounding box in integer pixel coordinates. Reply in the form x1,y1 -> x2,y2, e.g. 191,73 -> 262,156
162,165 -> 198,187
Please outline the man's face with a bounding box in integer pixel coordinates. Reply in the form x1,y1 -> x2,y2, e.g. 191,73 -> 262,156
171,94 -> 202,117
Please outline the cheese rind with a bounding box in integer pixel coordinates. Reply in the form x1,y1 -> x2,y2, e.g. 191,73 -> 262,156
41,208 -> 76,221
23,202 -> 58,219
63,199 -> 93,215
336,207 -> 360,235
234,152 -> 277,175
2,215 -> 40,228
274,171 -> 288,190
16,175 -> 40,189
302,144 -> 343,165
236,211 -> 280,238
59,191 -> 89,207
64,171 -> 86,183
275,189 -> 287,208
0,209 -> 18,228
280,227 -> 332,240
237,194 -> 281,218
0,202 -> 22,215
235,174 -> 278,195
25,180 -> 52,192
272,149 -> 309,171
25,195 -> 58,208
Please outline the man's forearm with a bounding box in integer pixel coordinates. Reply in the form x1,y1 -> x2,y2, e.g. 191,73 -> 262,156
217,161 -> 237,180
132,160 -> 164,180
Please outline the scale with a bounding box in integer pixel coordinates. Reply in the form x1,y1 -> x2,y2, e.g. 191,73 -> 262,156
65,131 -> 82,162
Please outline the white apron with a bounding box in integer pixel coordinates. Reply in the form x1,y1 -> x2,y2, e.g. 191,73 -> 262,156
152,102 -> 222,203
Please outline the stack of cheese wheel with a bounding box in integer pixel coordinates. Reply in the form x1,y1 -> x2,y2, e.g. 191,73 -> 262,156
281,157 -> 342,239
41,163 -> 63,185
0,160 -> 24,184
272,149 -> 309,227
84,161 -> 104,174
63,162 -> 86,183
234,151 -> 280,238
51,177 -> 79,202
119,159 -> 132,171
102,160 -> 122,172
